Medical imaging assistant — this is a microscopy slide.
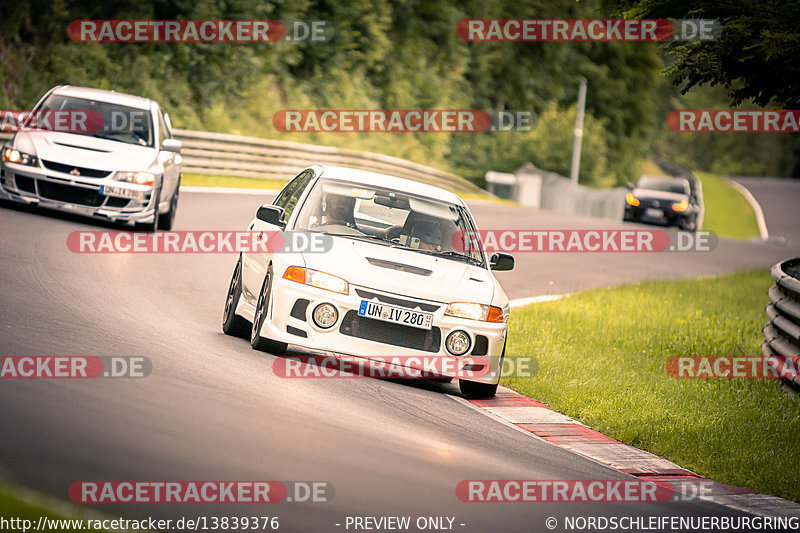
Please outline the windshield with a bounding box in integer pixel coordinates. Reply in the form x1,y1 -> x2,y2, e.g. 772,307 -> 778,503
34,94 -> 154,147
294,178 -> 486,268
637,177 -> 689,194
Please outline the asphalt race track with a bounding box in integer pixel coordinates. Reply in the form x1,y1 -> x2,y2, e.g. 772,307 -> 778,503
1,185 -> 798,532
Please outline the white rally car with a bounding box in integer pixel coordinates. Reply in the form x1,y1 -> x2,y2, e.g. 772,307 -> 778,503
222,165 -> 514,398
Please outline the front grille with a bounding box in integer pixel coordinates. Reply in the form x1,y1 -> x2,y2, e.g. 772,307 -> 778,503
354,289 -> 440,313
105,196 -> 130,208
339,310 -> 441,352
41,160 -> 111,178
37,180 -> 104,207
14,175 -> 36,194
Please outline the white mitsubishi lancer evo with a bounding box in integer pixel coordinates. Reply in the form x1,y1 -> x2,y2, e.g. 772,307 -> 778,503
222,165 -> 514,398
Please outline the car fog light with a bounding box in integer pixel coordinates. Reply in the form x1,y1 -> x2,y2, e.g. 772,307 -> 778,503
446,330 -> 471,355
313,303 -> 338,329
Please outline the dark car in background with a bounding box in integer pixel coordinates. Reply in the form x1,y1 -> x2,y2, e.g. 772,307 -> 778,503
623,175 -> 699,231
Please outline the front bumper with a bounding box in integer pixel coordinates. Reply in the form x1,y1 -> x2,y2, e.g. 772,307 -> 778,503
243,276 -> 507,385
624,203 -> 692,225
0,162 -> 157,225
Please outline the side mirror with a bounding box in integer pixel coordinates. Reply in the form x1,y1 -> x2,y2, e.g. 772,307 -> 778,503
256,204 -> 286,228
490,252 -> 514,271
162,139 -> 182,153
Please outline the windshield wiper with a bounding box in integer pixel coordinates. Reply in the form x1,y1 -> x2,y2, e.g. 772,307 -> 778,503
388,244 -> 483,266
434,251 -> 483,266
323,232 -> 393,246
91,131 -> 148,146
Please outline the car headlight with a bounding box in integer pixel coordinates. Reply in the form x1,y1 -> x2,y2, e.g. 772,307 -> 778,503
445,302 -> 505,323
283,266 -> 349,295
672,200 -> 689,212
2,148 -> 38,167
114,171 -> 155,186
625,192 -> 640,206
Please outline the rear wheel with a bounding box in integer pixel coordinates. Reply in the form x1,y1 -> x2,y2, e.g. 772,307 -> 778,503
222,256 -> 250,338
250,265 -> 287,354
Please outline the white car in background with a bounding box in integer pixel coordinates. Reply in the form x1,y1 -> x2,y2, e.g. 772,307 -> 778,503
0,85 -> 182,230
222,165 -> 515,398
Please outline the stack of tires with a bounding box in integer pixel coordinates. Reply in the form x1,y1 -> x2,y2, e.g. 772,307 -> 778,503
764,258 -> 800,388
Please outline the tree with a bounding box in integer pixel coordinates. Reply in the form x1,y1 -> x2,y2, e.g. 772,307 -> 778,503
607,0 -> 800,107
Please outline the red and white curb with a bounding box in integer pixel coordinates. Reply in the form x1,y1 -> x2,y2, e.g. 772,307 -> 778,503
451,385 -> 800,517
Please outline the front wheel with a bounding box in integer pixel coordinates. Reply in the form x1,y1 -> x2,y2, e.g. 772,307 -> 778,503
222,256 -> 251,338
459,341 -> 504,399
459,379 -> 498,399
157,181 -> 179,230
251,265 -> 287,354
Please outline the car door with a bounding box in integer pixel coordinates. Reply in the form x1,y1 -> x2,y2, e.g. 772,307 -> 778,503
241,169 -> 315,306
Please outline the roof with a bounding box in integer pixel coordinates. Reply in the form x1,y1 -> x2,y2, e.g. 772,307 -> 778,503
50,86 -> 155,110
317,165 -> 464,205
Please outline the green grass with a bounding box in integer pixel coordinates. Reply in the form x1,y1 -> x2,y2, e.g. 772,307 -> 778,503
695,171 -> 760,240
181,172 -> 501,202
181,173 -> 288,190
505,269 -> 800,502
0,482 -> 120,532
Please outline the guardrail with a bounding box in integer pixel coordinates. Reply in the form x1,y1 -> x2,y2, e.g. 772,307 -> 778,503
0,129 -> 486,195
763,257 -> 800,388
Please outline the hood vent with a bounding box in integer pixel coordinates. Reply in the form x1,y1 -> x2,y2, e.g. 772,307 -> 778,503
54,142 -> 111,153
366,257 -> 432,276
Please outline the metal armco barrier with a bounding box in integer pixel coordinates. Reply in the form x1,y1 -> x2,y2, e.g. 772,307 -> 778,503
763,257 -> 800,387
172,129 -> 486,194
0,129 -> 487,195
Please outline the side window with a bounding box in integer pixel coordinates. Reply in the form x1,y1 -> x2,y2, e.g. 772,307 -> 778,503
281,172 -> 314,222
157,110 -> 170,144
274,171 -> 309,210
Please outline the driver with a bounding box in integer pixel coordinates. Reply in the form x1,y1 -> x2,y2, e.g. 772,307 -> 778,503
411,219 -> 442,252
321,193 -> 356,227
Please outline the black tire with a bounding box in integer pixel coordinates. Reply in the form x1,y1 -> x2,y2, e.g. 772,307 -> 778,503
222,256 -> 251,338
250,265 -> 287,354
459,341 -> 504,399
459,378 -> 498,399
157,181 -> 179,230
678,215 -> 697,232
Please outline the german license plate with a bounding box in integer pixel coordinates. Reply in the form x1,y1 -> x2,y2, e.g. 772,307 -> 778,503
358,300 -> 433,330
100,185 -> 144,200
644,208 -> 664,218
